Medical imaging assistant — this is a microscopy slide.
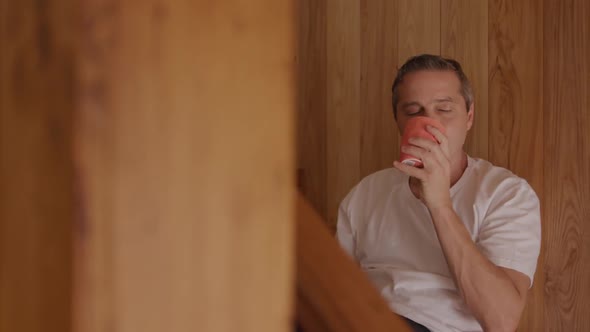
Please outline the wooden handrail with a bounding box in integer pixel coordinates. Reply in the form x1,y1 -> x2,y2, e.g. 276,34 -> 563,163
296,193 -> 411,332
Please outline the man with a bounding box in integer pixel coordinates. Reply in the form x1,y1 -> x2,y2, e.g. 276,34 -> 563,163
336,54 -> 541,332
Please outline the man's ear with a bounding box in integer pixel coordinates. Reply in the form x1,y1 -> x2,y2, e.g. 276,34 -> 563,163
466,103 -> 474,131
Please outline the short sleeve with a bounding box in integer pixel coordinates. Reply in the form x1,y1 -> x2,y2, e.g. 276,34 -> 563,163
336,188 -> 357,259
476,179 -> 541,287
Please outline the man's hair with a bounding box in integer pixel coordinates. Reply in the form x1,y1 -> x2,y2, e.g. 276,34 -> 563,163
391,54 -> 473,119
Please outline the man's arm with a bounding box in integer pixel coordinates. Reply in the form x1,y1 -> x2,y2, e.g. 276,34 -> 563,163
393,126 -> 534,332
428,205 -> 529,332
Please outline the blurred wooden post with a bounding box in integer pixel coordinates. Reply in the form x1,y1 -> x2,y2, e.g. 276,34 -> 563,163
1,1 -> 295,332
0,1 -> 75,331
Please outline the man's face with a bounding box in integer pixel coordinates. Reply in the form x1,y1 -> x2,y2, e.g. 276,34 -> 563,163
395,70 -> 474,160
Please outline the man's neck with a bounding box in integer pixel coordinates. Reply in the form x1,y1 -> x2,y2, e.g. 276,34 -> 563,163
450,151 -> 469,187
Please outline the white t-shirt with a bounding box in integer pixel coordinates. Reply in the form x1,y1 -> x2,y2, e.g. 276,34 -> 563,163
336,156 -> 541,332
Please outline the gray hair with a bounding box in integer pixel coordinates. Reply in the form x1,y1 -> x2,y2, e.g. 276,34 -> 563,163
391,54 -> 474,119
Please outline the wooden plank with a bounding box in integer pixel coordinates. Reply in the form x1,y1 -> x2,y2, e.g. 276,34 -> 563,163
489,0 -> 544,180
441,0 -> 488,159
397,0 -> 441,66
295,193 -> 411,332
296,0 -> 327,219
0,1 -> 74,331
326,0 -> 361,231
359,0 -> 398,177
543,0 -> 590,330
73,1 -> 295,332
488,1 -> 545,330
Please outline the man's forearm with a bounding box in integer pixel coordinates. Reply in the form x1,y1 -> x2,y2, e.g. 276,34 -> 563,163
428,206 -> 525,332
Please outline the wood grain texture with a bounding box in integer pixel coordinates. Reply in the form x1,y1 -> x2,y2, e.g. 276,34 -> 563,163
359,0 -> 399,177
488,1 -> 545,330
543,0 -> 590,330
326,0 -> 361,231
0,1 -> 74,331
397,0 -> 441,66
297,0 -> 327,219
73,1 -> 295,332
295,193 -> 411,332
441,0 -> 489,159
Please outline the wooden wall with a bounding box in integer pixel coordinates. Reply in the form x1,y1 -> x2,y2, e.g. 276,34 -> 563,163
296,0 -> 590,330
543,1 -> 590,330
1,1 -> 295,332
297,0 -> 491,229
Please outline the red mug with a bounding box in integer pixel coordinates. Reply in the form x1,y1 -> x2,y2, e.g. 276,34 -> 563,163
399,116 -> 446,167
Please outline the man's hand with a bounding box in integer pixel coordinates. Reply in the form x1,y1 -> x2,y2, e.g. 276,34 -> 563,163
393,125 -> 452,210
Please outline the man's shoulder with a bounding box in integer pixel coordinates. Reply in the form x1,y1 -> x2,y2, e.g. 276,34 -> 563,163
352,167 -> 409,196
470,157 -> 525,183
359,167 -> 405,185
467,157 -> 537,200
340,167 -> 405,209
